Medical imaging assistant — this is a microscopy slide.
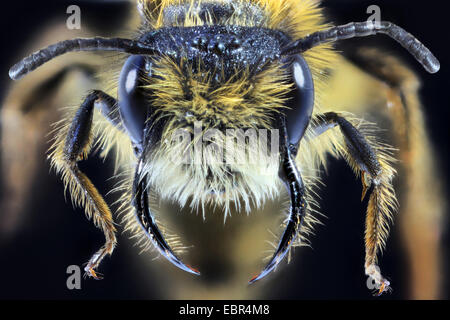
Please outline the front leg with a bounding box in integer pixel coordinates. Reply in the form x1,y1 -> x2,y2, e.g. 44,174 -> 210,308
50,90 -> 118,279
310,112 -> 398,295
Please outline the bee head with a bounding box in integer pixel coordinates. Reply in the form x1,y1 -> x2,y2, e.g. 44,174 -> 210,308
10,3 -> 438,156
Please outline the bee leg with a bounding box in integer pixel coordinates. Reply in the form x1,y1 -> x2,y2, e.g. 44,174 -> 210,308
132,160 -> 200,276
249,144 -> 306,283
345,48 -> 444,299
310,112 -> 397,295
51,90 -> 118,279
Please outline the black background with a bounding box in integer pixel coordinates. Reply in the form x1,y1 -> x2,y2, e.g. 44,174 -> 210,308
0,0 -> 448,300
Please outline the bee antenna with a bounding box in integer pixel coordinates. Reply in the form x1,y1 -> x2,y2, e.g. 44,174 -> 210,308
281,21 -> 440,74
9,37 -> 158,80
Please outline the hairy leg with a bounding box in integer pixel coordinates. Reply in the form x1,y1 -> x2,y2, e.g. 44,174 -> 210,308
350,49 -> 445,299
324,49 -> 445,299
0,64 -> 98,238
50,90 -> 118,279
310,112 -> 398,295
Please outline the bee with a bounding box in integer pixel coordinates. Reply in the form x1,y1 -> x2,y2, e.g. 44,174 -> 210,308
7,0 -> 440,296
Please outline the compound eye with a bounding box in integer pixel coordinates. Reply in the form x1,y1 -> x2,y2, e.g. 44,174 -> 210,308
118,55 -> 149,148
284,54 -> 315,148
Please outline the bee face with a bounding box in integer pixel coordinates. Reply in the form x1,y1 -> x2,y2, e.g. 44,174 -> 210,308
136,27 -> 294,129
117,27 -> 298,162
117,50 -> 289,214
8,0 -> 440,293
